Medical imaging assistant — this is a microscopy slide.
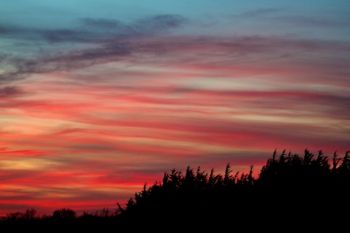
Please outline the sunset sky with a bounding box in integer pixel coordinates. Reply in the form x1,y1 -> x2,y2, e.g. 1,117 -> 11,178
0,0 -> 349,215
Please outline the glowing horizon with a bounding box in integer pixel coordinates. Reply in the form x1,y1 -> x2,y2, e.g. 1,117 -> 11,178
0,0 -> 349,215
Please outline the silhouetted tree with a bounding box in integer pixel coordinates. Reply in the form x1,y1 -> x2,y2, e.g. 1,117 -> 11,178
52,209 -> 76,220
117,150 -> 349,230
1,150 -> 349,231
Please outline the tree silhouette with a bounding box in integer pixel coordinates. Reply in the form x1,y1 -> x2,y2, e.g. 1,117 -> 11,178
1,150 -> 349,231
117,150 -> 350,230
52,209 -> 76,220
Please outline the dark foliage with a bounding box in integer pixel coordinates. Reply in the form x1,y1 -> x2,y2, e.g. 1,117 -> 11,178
1,150 -> 349,231
52,209 -> 76,220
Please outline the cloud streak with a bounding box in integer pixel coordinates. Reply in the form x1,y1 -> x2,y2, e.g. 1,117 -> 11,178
0,14 -> 186,43
1,34 -> 349,85
0,86 -> 23,98
0,3 -> 349,215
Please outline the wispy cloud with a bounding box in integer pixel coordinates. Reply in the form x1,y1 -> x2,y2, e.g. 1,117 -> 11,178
1,2 -> 349,214
0,14 -> 186,43
0,86 -> 23,98
1,34 -> 349,85
0,14 -> 188,84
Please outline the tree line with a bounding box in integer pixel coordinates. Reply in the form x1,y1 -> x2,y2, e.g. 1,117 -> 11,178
1,150 -> 349,231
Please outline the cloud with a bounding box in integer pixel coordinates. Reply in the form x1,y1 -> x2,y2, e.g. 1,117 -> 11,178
0,86 -> 23,98
1,5 -> 349,216
0,26 -> 6,33
2,11 -> 350,86
80,15 -> 186,33
0,14 -> 186,44
41,29 -> 94,43
0,14 -> 188,83
133,14 -> 186,32
1,33 -> 349,85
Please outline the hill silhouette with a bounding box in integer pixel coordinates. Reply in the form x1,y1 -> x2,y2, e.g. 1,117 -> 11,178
1,150 -> 349,231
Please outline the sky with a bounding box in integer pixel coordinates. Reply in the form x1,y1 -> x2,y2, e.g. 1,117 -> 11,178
0,0 -> 349,215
